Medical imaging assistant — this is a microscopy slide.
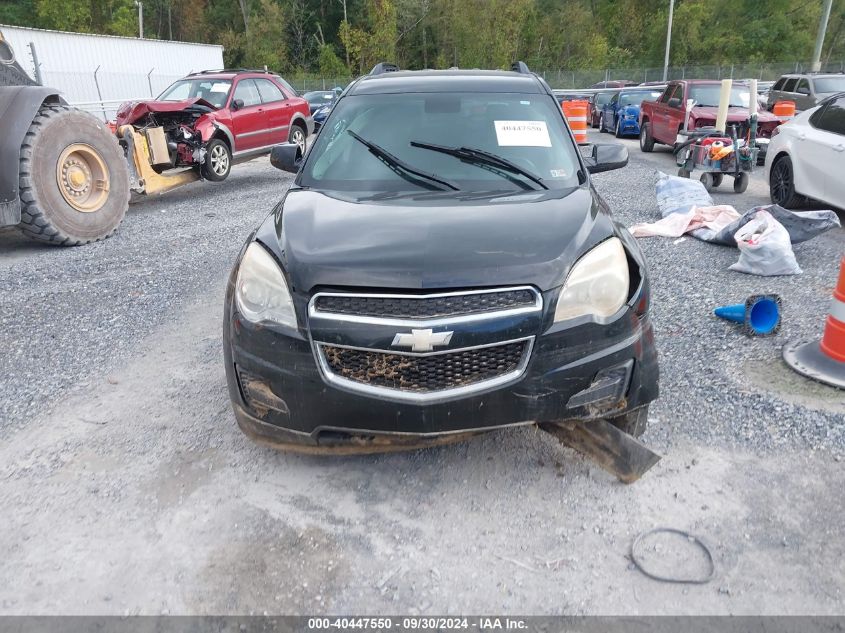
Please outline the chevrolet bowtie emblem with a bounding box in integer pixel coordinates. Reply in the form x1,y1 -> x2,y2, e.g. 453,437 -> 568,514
391,328 -> 454,352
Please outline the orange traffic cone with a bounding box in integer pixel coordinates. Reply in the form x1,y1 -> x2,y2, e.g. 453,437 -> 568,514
783,256 -> 845,389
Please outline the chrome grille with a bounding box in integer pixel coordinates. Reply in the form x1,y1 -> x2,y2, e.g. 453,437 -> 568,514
320,341 -> 528,393
312,288 -> 537,320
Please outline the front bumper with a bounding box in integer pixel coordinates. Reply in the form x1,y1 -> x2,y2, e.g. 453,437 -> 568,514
618,118 -> 640,135
224,293 -> 659,451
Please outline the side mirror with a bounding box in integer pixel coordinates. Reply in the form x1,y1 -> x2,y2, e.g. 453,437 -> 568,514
668,97 -> 682,109
231,98 -> 245,111
584,143 -> 628,174
270,142 -> 303,173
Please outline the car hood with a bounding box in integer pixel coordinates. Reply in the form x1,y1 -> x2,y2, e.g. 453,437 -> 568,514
692,105 -> 779,122
260,187 -> 614,293
115,97 -> 216,126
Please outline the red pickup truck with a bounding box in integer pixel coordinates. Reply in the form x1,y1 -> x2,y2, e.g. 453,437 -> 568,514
638,80 -> 781,154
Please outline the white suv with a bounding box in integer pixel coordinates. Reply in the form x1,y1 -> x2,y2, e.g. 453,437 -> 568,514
765,94 -> 845,210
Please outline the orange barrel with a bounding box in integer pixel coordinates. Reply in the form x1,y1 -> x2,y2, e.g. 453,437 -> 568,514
773,100 -> 796,121
562,100 -> 589,144
820,259 -> 845,363
783,256 -> 845,389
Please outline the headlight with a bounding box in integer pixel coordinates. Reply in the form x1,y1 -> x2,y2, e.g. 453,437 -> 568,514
235,242 -> 297,328
554,238 -> 629,322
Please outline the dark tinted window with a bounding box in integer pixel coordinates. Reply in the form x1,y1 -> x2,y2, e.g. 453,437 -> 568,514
796,79 -> 811,95
233,79 -> 262,107
811,97 -> 845,135
659,86 -> 676,103
773,78 -> 786,91
255,78 -> 285,103
783,78 -> 798,92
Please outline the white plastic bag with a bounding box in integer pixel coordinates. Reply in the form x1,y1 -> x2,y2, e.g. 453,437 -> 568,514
729,210 -> 802,276
655,171 -> 714,217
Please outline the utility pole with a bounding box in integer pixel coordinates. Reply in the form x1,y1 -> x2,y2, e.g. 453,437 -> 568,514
662,0 -> 675,82
811,0 -> 834,72
135,0 -> 144,39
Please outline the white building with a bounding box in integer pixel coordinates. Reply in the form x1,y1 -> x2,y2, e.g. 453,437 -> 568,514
0,24 -> 224,119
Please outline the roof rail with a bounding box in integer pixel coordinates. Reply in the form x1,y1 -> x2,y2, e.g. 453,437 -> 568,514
188,68 -> 274,76
370,62 -> 399,75
511,61 -> 530,74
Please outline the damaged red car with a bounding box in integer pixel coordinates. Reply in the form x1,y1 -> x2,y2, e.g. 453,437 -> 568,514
115,70 -> 313,182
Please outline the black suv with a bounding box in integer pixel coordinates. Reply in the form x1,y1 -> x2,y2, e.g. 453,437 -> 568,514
223,63 -> 659,452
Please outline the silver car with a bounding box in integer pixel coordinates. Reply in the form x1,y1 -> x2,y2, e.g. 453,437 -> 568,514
768,73 -> 845,111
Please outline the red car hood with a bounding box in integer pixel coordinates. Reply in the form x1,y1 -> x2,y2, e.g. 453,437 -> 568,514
693,105 -> 779,123
115,97 -> 216,126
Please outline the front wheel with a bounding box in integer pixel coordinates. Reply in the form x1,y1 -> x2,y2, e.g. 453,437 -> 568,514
700,172 -> 715,192
615,119 -> 623,138
202,139 -> 231,181
608,406 -> 649,438
639,122 -> 654,152
289,123 -> 306,154
598,114 -> 606,133
733,171 -> 749,193
18,105 -> 129,245
769,156 -> 800,207
677,168 -> 690,178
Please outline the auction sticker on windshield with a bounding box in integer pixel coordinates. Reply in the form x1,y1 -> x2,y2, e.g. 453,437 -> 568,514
494,120 -> 552,147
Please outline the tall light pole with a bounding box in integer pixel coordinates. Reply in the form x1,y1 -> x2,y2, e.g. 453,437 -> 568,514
135,0 -> 144,39
662,0 -> 675,82
811,0 -> 834,71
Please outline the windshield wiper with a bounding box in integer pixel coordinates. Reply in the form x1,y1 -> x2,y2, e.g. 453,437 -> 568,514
409,141 -> 548,190
347,130 -> 458,191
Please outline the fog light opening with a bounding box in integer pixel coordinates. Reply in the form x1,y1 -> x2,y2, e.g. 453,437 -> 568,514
566,360 -> 633,410
236,366 -> 290,416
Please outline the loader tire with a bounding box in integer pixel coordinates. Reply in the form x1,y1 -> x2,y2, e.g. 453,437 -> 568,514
608,405 -> 649,438
19,105 -> 129,245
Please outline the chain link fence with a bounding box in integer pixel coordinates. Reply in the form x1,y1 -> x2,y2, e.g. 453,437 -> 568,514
536,61 -> 845,89
46,61 -> 844,121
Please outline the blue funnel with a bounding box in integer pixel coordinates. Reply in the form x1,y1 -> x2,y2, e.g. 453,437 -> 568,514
714,294 -> 781,336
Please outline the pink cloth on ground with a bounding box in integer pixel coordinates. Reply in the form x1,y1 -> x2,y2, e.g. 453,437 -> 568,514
629,205 -> 742,238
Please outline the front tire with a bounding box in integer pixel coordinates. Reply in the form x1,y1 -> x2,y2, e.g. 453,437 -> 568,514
769,156 -> 801,207
733,171 -> 749,193
202,138 -> 231,181
18,105 -> 129,246
609,406 -> 649,438
615,119 -> 623,138
639,122 -> 654,152
598,114 -> 606,133
289,123 -> 307,154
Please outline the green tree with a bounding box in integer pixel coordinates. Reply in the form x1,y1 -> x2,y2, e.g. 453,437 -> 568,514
318,43 -> 349,76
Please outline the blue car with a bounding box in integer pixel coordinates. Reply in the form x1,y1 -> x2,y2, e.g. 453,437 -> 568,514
599,87 -> 665,137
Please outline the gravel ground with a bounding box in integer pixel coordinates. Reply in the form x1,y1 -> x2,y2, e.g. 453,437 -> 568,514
0,133 -> 844,615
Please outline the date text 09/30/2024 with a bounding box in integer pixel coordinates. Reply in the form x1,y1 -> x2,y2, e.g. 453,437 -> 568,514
307,617 -> 528,630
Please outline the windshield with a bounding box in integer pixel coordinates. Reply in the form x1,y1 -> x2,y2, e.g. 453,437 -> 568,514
304,91 -> 335,104
815,77 -> 845,93
300,92 -> 582,193
158,78 -> 231,108
689,85 -> 752,109
595,92 -> 614,106
619,90 -> 663,107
